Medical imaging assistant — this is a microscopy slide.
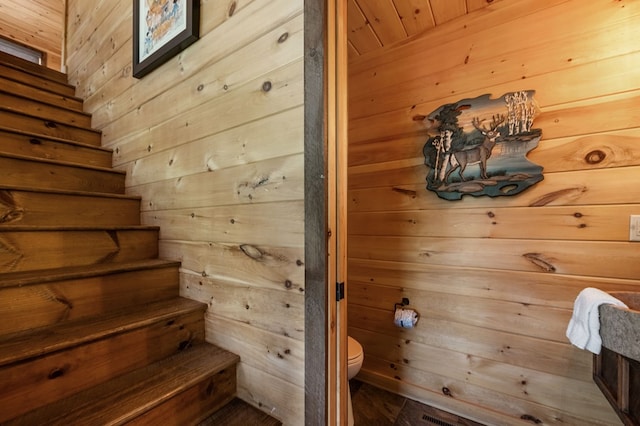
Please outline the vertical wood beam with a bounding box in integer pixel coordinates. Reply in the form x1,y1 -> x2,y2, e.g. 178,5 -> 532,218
305,0 -> 329,424
305,0 -> 349,423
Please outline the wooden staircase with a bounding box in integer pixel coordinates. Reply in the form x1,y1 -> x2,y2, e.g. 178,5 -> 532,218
0,52 -> 241,425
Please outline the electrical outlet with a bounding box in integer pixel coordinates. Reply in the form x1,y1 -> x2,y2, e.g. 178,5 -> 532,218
630,215 -> 640,242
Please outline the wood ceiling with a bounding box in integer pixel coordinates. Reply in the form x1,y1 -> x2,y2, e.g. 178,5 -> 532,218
347,0 -> 502,59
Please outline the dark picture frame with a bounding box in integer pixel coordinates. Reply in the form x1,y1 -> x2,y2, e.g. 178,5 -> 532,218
132,0 -> 200,79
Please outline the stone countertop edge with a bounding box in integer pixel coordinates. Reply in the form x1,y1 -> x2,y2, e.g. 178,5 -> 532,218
599,291 -> 640,362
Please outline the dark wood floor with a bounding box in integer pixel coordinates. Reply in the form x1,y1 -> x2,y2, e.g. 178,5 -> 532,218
198,398 -> 282,426
198,381 -> 484,425
351,380 -> 485,426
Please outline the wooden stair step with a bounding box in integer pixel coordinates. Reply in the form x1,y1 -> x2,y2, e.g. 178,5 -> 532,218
0,51 -> 69,85
0,152 -> 125,194
0,91 -> 91,127
0,259 -> 180,289
0,63 -> 76,98
0,226 -> 159,273
5,343 -> 240,426
0,127 -> 112,168
0,186 -> 141,227
0,298 -> 213,422
0,76 -> 83,111
0,297 -> 205,366
0,260 -> 181,336
0,107 -> 101,146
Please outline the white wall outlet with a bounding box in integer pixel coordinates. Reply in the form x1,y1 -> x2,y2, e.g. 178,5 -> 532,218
630,215 -> 640,242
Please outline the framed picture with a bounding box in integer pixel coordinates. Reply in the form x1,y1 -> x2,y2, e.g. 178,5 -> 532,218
132,0 -> 200,79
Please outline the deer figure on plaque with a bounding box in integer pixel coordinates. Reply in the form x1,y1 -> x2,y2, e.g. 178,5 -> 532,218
444,114 -> 505,183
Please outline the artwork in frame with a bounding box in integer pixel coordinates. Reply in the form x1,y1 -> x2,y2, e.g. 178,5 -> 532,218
421,91 -> 544,201
132,0 -> 200,79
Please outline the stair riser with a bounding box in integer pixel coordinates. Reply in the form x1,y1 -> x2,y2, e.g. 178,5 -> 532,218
0,229 -> 159,273
0,109 -> 101,146
127,367 -> 237,426
0,92 -> 91,127
0,64 -> 75,98
0,129 -> 112,167
0,156 -> 125,194
0,311 -> 206,423
0,189 -> 140,227
0,265 -> 179,335
0,77 -> 83,111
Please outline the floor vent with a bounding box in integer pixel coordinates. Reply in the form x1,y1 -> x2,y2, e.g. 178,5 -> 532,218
422,414 -> 456,426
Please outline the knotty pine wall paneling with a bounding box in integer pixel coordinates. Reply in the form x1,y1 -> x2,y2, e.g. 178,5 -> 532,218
0,0 -> 65,70
347,0 -> 639,425
65,0 -> 305,423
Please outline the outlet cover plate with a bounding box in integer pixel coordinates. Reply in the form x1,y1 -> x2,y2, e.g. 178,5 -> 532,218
630,215 -> 640,242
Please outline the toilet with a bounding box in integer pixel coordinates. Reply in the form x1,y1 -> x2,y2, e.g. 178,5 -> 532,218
347,336 -> 364,426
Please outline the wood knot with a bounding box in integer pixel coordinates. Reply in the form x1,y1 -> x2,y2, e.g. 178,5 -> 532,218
520,414 -> 542,424
278,32 -> 289,44
29,138 -> 42,145
206,380 -> 215,396
523,253 -> 556,272
442,387 -> 453,397
240,244 -> 264,260
228,1 -> 237,17
48,367 -> 65,380
392,187 -> 417,198
262,81 -> 272,92
585,149 -> 606,164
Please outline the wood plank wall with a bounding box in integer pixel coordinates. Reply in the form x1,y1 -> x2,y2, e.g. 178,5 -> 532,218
0,0 -> 65,70
347,0 -> 640,425
64,0 -> 305,423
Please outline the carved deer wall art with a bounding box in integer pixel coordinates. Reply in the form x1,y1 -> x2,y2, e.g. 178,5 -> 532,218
421,91 -> 543,201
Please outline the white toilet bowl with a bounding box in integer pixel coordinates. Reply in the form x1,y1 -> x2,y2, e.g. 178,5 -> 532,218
347,336 -> 364,426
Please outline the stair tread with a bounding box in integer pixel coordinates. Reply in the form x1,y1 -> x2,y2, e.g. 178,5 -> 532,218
0,88 -> 87,115
0,75 -> 84,103
0,105 -> 101,134
0,126 -> 111,152
0,127 -> 108,153
7,343 -> 240,426
0,184 -> 140,200
0,63 -> 76,98
0,259 -> 179,289
0,224 -> 158,232
0,296 -> 207,367
0,151 -> 125,174
0,51 -> 69,85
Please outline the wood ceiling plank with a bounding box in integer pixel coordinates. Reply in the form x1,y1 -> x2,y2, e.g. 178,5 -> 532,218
392,0 -> 435,37
428,0 -> 468,25
467,0 -> 494,13
354,0 -> 407,46
347,0 -> 382,55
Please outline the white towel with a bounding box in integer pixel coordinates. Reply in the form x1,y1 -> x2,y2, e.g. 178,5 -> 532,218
566,287 -> 628,354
